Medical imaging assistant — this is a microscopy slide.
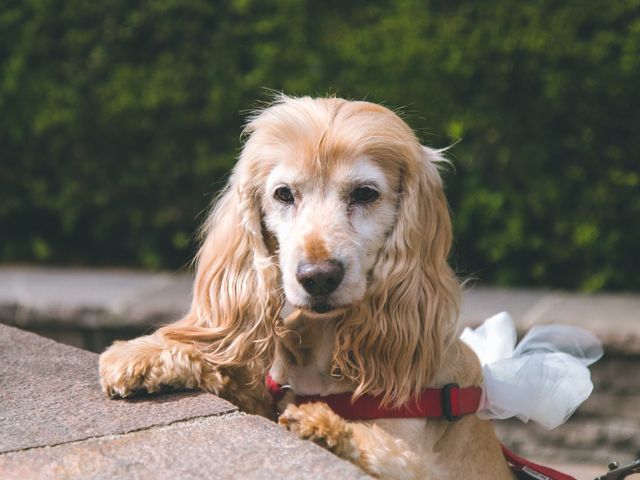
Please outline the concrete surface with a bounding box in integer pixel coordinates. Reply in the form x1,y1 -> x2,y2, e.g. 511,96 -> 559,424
0,325 -> 235,453
0,415 -> 370,480
0,324 -> 369,479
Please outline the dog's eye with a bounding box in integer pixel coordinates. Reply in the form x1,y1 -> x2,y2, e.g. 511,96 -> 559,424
350,186 -> 379,205
274,186 -> 295,205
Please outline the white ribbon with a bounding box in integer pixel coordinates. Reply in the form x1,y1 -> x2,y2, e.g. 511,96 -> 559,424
460,312 -> 603,430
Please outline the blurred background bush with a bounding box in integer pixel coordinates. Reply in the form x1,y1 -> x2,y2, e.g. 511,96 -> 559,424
1,0 -> 638,291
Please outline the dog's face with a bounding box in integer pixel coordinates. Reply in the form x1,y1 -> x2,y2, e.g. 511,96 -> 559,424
191,96 -> 458,401
263,154 -> 400,314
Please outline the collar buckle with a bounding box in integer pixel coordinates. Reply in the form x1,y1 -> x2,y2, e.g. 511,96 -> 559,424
441,383 -> 461,421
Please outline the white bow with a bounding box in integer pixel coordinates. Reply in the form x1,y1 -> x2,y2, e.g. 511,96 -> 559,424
461,312 -> 603,430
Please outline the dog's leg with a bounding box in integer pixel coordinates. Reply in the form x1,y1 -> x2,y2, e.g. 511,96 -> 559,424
99,325 -> 272,416
279,402 -> 424,480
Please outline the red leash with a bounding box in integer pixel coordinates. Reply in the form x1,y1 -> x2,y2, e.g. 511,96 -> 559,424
501,444 -> 577,480
267,374 -> 576,480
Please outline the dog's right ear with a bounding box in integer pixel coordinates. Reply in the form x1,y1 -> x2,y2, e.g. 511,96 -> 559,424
161,124 -> 282,379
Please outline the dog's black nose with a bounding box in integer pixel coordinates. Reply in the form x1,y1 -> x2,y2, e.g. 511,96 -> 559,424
296,260 -> 345,296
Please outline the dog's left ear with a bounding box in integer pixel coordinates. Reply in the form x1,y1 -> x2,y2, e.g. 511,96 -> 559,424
385,143 -> 460,390
336,141 -> 460,406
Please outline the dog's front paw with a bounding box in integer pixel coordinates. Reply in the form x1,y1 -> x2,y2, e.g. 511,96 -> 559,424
98,334 -> 206,398
279,402 -> 357,459
99,337 -> 156,398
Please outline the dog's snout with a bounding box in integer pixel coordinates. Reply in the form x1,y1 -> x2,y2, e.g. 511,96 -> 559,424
296,260 -> 345,296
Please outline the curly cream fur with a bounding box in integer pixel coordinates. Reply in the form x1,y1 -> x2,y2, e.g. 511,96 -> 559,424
333,143 -> 459,406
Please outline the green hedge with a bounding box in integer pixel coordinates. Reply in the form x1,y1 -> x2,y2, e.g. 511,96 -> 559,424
1,0 -> 638,290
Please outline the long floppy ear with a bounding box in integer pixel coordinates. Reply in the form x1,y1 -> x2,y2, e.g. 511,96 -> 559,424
335,144 -> 460,406
159,150 -> 281,381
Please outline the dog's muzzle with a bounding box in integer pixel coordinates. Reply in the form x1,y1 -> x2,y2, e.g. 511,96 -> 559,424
295,260 -> 345,313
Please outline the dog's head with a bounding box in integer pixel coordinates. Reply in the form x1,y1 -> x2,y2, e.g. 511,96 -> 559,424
190,96 -> 459,402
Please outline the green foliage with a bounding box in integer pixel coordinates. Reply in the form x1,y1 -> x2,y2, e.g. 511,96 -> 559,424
1,0 -> 638,290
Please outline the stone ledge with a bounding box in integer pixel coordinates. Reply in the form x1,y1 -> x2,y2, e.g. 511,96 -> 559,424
0,414 -> 370,480
0,324 -> 370,479
0,324 -> 237,454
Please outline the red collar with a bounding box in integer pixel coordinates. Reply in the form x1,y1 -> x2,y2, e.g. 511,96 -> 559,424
266,374 -> 482,422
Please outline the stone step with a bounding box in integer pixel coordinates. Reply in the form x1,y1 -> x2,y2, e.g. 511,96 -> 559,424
0,324 -> 369,479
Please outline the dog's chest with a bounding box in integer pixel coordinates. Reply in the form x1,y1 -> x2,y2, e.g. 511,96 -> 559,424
270,313 -> 353,396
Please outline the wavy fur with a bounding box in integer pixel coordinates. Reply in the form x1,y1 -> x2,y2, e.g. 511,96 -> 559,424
334,145 -> 460,406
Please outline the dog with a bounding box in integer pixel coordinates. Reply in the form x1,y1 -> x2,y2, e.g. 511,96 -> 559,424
99,95 -> 513,479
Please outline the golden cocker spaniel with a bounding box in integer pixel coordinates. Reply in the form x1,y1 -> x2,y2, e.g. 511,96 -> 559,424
99,96 -> 513,479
